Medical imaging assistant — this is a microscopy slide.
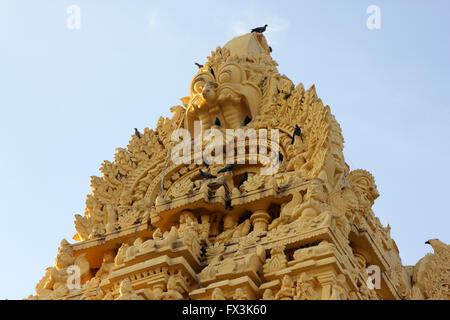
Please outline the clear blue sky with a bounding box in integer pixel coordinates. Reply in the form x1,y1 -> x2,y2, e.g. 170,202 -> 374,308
0,0 -> 449,299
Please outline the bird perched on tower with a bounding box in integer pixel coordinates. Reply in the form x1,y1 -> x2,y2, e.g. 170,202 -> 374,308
278,151 -> 283,163
291,124 -> 302,144
242,115 -> 252,127
200,169 -> 217,180
218,164 -> 234,174
251,24 -> 268,33
425,239 -> 449,256
238,172 -> 249,189
134,128 -> 142,139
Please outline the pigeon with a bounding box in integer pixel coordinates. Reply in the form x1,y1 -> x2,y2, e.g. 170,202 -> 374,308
218,164 -> 234,174
243,115 -> 252,126
291,124 -> 302,144
238,172 -> 248,188
195,62 -> 203,69
200,169 -> 217,179
214,117 -> 221,127
210,67 -> 216,79
134,128 -> 142,139
225,199 -> 233,211
425,239 -> 449,255
278,151 -> 283,163
251,24 -> 268,33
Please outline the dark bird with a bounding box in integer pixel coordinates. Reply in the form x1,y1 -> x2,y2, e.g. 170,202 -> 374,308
202,159 -> 210,168
225,199 -> 233,211
291,124 -> 302,144
200,169 -> 217,179
214,117 -> 221,127
269,46 -> 272,53
243,115 -> 252,126
251,24 -> 268,33
210,67 -> 216,79
195,62 -> 203,69
134,128 -> 142,139
425,239 -> 449,255
238,172 -> 248,188
218,163 -> 234,174
278,151 -> 283,163
116,172 -> 126,180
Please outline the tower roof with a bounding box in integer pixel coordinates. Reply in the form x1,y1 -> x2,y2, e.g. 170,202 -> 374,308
223,33 -> 271,57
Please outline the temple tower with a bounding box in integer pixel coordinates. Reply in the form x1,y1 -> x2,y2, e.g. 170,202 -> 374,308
27,33 -> 449,300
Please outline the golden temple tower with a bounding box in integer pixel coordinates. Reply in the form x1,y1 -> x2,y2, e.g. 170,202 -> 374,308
27,33 -> 449,300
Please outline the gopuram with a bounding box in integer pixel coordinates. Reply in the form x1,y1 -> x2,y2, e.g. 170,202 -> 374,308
27,33 -> 449,300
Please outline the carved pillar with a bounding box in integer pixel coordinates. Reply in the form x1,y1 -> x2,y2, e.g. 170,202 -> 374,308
152,283 -> 165,300
250,209 -> 271,234
316,273 -> 335,300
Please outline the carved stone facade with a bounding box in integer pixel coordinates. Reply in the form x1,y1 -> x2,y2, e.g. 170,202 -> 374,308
27,33 -> 449,300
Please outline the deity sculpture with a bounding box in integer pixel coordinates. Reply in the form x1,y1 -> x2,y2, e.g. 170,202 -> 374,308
211,288 -> 226,300
162,276 -> 184,300
232,288 -> 249,300
275,275 -> 295,300
33,239 -> 90,300
117,278 -> 143,300
291,178 -> 329,221
295,273 -> 320,300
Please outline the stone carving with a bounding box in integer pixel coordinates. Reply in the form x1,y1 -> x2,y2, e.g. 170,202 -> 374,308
263,245 -> 287,274
216,217 -> 251,243
32,239 -> 90,300
330,274 -> 347,300
178,211 -> 197,237
80,277 -> 101,300
268,189 -> 302,231
292,244 -> 315,262
241,174 -> 266,192
262,289 -> 275,300
295,273 -> 320,300
290,178 -> 329,221
96,250 -> 115,280
410,239 -> 450,300
167,178 -> 194,199
126,238 -> 143,260
181,220 -> 202,256
232,288 -> 249,300
162,275 -> 185,300
114,243 -> 129,266
211,288 -> 226,300
117,278 -> 143,300
275,275 -> 295,300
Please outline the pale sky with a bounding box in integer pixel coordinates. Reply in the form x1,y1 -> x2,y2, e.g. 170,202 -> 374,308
0,0 -> 449,299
